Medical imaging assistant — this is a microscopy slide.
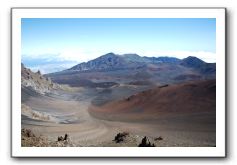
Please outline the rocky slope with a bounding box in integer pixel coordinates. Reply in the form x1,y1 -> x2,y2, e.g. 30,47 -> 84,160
21,63 -> 61,94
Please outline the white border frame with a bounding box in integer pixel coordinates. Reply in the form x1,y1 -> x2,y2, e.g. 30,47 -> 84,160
11,8 -> 226,157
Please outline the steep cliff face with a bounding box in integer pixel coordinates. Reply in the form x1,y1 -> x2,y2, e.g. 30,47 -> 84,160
21,63 -> 61,94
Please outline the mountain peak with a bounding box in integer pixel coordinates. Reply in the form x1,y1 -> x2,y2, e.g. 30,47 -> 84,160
103,52 -> 117,56
185,56 -> 204,61
181,56 -> 206,68
183,56 -> 205,63
68,52 -> 124,71
96,52 -> 119,61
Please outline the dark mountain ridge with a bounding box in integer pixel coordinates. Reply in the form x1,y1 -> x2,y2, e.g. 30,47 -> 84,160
47,53 -> 216,88
67,52 -> 185,72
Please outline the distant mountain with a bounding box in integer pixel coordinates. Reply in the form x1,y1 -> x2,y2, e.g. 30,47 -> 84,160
68,53 -> 182,72
180,56 -> 216,74
47,53 -> 216,88
122,54 -> 150,63
69,53 -> 126,71
180,56 -> 206,68
144,56 -> 181,64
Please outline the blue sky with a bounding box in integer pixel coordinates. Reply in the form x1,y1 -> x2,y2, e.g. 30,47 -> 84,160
21,18 -> 216,73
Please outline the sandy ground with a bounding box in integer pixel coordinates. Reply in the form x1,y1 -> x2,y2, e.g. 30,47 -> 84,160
22,87 -> 216,147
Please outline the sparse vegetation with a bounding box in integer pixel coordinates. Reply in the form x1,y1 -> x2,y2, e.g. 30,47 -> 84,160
57,136 -> 64,141
58,134 -> 69,141
113,132 -> 129,143
138,136 -> 155,147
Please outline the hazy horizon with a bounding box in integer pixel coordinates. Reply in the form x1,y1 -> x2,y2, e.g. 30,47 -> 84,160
21,18 -> 216,73
22,53 -> 215,74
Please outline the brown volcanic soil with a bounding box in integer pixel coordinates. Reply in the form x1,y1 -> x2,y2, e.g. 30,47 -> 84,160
88,79 -> 216,146
89,79 -> 216,121
22,79 -> 216,147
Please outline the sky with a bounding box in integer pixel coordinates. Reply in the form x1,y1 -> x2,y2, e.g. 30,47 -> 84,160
21,18 -> 216,73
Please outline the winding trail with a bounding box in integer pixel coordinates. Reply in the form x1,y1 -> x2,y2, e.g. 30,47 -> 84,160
22,88 -> 122,146
22,87 -> 216,147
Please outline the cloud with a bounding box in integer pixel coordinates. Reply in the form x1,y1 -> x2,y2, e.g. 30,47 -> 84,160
28,62 -> 78,74
22,54 -> 78,74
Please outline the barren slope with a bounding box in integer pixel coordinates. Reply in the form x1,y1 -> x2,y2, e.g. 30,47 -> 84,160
89,79 -> 216,122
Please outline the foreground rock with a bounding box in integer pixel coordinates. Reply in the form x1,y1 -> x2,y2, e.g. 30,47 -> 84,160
58,134 -> 69,141
21,63 -> 70,95
21,128 -> 49,147
21,129 -> 75,147
113,132 -> 129,143
138,136 -> 156,147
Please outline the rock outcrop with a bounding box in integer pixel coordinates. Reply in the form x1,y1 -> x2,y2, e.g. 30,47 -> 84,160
138,136 -> 156,147
21,63 -> 61,94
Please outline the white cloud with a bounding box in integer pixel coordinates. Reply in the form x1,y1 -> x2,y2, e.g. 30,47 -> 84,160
22,53 -> 61,61
23,49 -> 216,73
29,62 -> 78,74
23,49 -> 216,74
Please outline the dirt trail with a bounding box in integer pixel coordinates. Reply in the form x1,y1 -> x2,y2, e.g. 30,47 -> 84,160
22,89 -> 121,146
22,87 -> 216,147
